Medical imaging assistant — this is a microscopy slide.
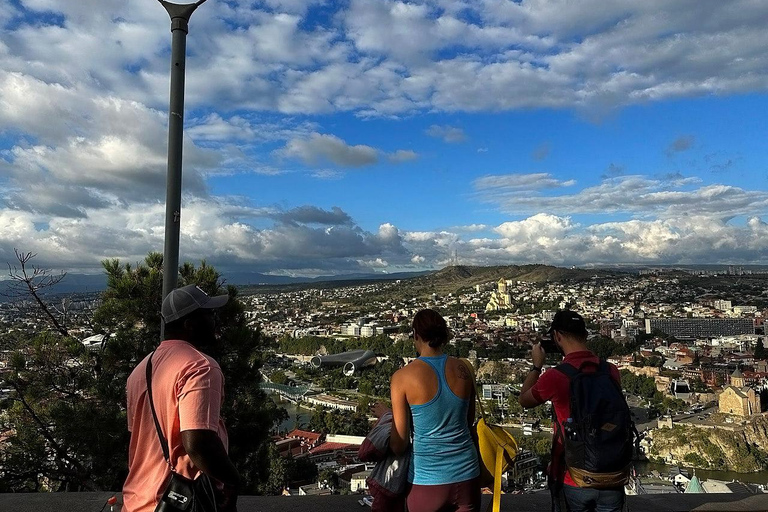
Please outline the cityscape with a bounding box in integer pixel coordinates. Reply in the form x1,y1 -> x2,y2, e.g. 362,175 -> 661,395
1,262 -> 767,501
1,1 -> 768,511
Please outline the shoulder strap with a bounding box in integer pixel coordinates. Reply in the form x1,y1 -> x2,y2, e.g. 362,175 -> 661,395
553,362 -> 579,380
459,358 -> 486,421
146,351 -> 173,469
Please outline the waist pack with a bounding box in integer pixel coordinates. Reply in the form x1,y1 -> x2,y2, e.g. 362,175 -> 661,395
156,472 -> 217,512
461,359 -> 518,512
555,360 -> 637,489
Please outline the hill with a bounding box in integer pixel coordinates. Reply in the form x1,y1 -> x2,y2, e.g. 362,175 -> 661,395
405,264 -> 622,294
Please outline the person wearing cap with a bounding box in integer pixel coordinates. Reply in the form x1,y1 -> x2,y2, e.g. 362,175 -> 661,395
123,285 -> 240,512
518,310 -> 623,512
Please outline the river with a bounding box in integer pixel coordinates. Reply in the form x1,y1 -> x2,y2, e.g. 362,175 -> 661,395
273,398 -> 312,434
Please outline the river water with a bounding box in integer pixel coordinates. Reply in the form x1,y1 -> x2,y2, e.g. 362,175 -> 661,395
274,398 -> 312,434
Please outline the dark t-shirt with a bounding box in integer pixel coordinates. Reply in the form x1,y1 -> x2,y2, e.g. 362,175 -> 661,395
530,350 -> 621,487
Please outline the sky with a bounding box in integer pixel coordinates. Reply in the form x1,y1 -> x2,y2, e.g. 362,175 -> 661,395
0,0 -> 767,277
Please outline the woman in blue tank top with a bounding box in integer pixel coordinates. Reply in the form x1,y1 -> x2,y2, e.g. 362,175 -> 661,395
389,309 -> 480,512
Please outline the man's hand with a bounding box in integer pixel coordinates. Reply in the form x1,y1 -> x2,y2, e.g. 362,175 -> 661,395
371,401 -> 391,419
531,342 -> 546,368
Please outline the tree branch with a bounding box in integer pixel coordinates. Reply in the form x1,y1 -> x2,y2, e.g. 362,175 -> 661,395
3,250 -> 69,337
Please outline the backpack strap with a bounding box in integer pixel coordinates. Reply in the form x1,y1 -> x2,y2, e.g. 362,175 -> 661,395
553,362 -> 579,379
490,445 -> 503,512
146,351 -> 174,471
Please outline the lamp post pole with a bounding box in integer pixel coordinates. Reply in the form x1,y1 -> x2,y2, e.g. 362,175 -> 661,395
158,0 -> 207,301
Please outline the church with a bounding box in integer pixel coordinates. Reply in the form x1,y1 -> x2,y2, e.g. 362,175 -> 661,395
717,368 -> 762,417
486,278 -> 513,311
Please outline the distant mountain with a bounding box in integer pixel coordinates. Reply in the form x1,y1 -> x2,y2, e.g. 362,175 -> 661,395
0,269 -> 432,298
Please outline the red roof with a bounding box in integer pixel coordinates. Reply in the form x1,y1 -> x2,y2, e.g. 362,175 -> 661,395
308,442 -> 357,455
286,429 -> 322,443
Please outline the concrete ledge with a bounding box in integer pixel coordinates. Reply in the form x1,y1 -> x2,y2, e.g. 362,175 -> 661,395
0,491 -> 766,512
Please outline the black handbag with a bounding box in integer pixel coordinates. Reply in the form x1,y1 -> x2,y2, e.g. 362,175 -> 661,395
146,352 -> 218,512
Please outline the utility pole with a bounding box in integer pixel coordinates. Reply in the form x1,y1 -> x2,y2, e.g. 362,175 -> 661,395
158,0 -> 208,301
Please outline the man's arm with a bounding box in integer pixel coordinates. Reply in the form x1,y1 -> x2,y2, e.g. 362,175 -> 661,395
181,430 -> 240,487
389,371 -> 410,456
182,430 -> 240,511
178,363 -> 239,509
519,342 -> 546,409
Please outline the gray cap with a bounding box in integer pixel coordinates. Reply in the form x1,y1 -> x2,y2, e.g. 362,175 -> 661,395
161,284 -> 229,323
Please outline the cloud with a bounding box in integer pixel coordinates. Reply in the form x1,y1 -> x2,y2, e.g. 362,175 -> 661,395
474,173 -> 576,192
0,72 -> 218,217
388,149 -> 418,163
401,214 -> 768,267
532,142 -> 551,161
666,135 -> 695,156
474,174 -> 766,219
311,169 -> 344,180
1,2 -> 768,275
705,151 -> 741,174
0,200 -> 413,274
426,125 -> 467,143
359,257 -> 388,268
274,206 -> 354,226
3,1 -> 768,119
278,132 -> 379,167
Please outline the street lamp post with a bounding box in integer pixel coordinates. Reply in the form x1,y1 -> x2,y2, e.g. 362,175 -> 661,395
158,0 -> 207,301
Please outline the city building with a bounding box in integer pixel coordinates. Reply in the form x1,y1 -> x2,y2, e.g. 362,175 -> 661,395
486,278 -> 513,311
645,318 -> 754,339
713,300 -> 732,311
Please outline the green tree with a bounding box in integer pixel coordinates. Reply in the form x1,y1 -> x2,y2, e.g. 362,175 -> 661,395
270,371 -> 289,385
0,252 -> 287,494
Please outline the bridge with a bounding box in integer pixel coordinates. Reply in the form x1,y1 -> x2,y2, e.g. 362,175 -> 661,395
260,382 -> 312,403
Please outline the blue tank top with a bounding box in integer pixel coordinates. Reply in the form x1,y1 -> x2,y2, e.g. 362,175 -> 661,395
408,354 -> 480,485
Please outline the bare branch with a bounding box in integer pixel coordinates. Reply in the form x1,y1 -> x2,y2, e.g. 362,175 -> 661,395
1,249 -> 69,337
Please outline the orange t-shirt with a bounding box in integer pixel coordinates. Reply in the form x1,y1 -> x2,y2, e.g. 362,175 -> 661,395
122,339 -> 228,512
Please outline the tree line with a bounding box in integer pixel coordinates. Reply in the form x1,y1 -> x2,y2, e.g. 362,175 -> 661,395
0,253 -> 288,494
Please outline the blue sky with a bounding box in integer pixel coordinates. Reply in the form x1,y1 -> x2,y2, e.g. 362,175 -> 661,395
0,1 -> 767,275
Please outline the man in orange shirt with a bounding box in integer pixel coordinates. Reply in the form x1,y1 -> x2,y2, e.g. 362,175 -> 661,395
123,285 -> 240,512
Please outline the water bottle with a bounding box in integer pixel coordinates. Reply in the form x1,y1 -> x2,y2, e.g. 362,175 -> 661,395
107,496 -> 117,512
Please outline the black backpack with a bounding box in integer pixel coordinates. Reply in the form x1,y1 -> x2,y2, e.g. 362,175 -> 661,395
554,360 -> 638,488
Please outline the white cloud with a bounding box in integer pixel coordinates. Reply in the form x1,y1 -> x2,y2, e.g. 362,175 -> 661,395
474,174 -> 767,219
3,1 -> 768,118
475,173 -> 576,191
426,124 -> 467,143
400,214 -> 768,267
359,257 -> 389,268
1,1 -> 767,274
388,149 -> 419,162
278,132 -> 379,167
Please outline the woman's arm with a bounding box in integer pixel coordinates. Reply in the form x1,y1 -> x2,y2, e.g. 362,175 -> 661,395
389,370 -> 410,456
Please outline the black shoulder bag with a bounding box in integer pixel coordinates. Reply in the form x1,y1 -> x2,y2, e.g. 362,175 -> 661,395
146,351 -> 218,512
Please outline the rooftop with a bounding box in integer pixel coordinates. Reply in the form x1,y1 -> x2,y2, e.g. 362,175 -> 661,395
2,492 -> 767,512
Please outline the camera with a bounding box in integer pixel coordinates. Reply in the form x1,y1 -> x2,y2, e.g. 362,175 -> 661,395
539,335 -> 563,356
